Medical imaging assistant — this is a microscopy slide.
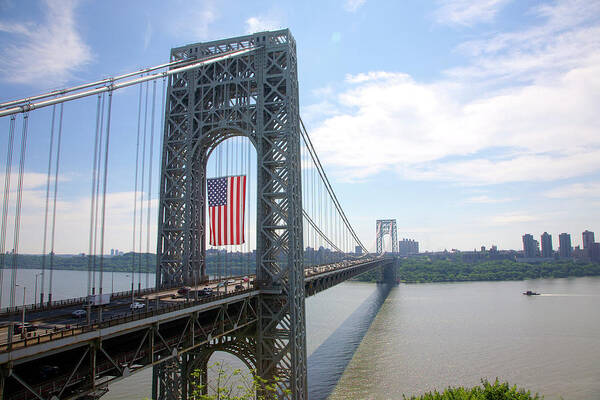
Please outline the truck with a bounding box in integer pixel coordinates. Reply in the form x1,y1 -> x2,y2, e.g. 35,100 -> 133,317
87,293 -> 111,306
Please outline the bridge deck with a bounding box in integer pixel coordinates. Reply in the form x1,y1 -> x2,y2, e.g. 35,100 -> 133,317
0,256 -> 393,400
0,256 -> 388,355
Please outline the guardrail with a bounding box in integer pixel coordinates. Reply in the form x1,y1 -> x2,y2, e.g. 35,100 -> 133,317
0,274 -> 256,317
0,257 -> 387,351
0,286 -> 256,353
9,313 -> 257,400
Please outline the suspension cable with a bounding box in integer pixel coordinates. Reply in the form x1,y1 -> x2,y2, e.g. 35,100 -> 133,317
48,104 -> 64,304
302,211 -> 341,253
87,95 -> 102,301
299,118 -> 368,253
138,81 -> 149,293
131,81 -> 143,295
40,105 -> 57,306
98,91 -> 114,299
0,47 -> 258,118
0,116 -> 16,307
0,58 -> 198,110
145,79 -> 157,290
10,113 -> 29,308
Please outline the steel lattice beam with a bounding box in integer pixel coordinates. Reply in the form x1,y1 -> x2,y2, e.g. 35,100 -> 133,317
156,29 -> 306,399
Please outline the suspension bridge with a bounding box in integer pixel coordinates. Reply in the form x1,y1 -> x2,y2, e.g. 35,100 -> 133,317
0,29 -> 398,400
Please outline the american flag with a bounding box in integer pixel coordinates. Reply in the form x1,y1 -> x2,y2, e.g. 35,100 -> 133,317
207,175 -> 246,246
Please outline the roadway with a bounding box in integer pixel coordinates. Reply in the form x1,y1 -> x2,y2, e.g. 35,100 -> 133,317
0,257 -> 380,348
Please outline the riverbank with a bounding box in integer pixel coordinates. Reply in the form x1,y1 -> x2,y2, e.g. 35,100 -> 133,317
353,258 -> 600,283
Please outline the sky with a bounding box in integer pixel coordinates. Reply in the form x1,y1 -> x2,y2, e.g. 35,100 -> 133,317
0,0 -> 599,253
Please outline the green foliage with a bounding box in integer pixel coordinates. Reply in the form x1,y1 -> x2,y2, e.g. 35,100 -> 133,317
189,361 -> 290,400
403,379 -> 542,400
353,257 -> 600,283
4,252 -> 257,275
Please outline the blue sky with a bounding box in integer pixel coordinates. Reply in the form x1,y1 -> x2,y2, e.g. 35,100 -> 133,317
1,0 -> 599,253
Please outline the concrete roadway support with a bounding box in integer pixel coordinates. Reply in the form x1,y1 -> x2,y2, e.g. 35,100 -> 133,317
156,29 -> 306,399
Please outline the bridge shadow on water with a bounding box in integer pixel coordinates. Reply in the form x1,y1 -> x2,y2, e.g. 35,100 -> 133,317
307,283 -> 394,400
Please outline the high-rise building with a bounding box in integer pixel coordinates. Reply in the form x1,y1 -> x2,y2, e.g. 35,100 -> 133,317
398,239 -> 419,255
355,245 -> 362,255
522,234 -> 537,258
590,243 -> 600,262
558,233 -> 572,258
582,230 -> 595,259
582,230 -> 595,249
541,232 -> 553,258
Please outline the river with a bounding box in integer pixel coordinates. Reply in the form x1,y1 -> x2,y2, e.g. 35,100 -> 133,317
3,270 -> 599,399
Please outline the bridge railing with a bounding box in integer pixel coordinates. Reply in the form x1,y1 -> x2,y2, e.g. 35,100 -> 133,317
0,286 -> 257,353
9,307 -> 258,400
0,274 -> 255,317
0,257 -> 386,352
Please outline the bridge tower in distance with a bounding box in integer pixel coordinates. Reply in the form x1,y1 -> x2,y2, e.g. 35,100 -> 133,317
155,30 -> 306,399
376,219 -> 398,254
376,219 -> 399,283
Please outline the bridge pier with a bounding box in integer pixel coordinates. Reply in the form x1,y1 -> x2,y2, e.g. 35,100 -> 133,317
380,258 -> 398,283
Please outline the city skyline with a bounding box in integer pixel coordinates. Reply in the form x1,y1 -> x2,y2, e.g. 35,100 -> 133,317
0,1 -> 599,253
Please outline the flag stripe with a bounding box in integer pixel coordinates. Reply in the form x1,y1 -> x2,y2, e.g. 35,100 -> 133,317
207,175 -> 246,246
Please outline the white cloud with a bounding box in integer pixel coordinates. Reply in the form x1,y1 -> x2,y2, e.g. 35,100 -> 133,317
2,186 -> 158,254
245,16 -> 282,34
544,183 -> 600,199
166,0 -> 217,41
434,0 -> 511,26
143,19 -> 152,51
306,0 -> 600,185
450,0 -> 600,82
344,0 -> 366,13
489,213 -> 538,225
0,0 -> 92,86
465,195 -> 514,204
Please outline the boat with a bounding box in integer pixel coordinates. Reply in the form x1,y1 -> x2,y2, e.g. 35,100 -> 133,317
522,290 -> 540,296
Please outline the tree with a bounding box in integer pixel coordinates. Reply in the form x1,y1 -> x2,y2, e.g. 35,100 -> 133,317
189,361 -> 290,400
402,379 -> 543,400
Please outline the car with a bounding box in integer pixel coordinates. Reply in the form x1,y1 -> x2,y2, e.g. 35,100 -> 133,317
200,287 -> 213,295
177,287 -> 191,295
13,323 -> 37,334
215,281 -> 226,288
235,284 -> 244,290
242,276 -> 249,282
130,302 -> 145,310
227,279 -> 236,284
71,309 -> 86,318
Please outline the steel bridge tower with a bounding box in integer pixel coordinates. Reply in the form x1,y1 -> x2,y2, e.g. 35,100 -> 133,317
155,30 -> 306,399
376,219 -> 398,254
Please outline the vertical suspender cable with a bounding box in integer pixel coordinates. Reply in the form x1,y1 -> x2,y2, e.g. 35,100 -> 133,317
98,91 -> 113,301
10,113 -> 29,309
87,95 -> 102,302
0,116 -> 16,308
156,77 -> 166,288
145,80 -> 157,290
40,106 -> 56,306
48,104 -> 64,304
131,82 -> 143,296
92,95 -> 106,295
138,82 -> 149,292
